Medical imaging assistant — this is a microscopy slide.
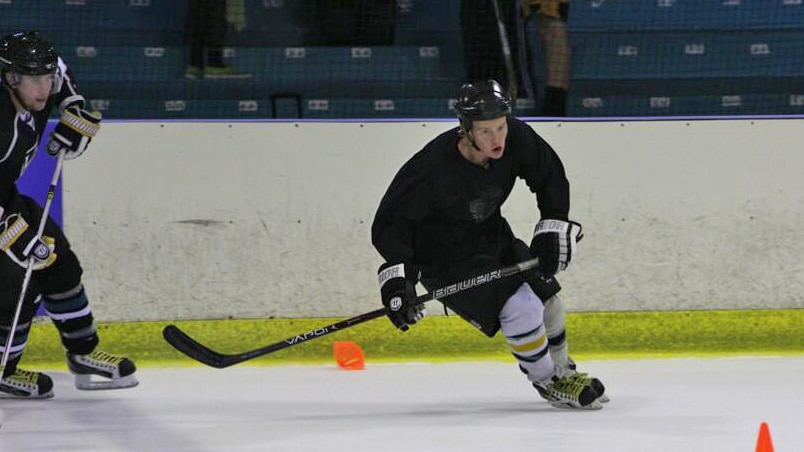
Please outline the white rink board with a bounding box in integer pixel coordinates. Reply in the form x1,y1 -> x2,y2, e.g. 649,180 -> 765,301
63,119 -> 804,321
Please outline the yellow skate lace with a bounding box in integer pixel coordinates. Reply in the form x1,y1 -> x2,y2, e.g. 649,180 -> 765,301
5,368 -> 40,387
85,350 -> 125,366
549,376 -> 587,401
569,372 -> 593,385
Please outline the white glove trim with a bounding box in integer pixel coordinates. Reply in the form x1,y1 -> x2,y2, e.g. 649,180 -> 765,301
61,109 -> 101,137
533,219 -> 582,273
378,263 -> 405,289
0,214 -> 29,251
533,219 -> 571,236
58,94 -> 85,114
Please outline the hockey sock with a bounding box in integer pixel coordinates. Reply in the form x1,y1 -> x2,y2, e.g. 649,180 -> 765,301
500,283 -> 555,382
543,295 -> 571,372
0,333 -> 27,378
43,284 -> 98,355
0,293 -> 40,377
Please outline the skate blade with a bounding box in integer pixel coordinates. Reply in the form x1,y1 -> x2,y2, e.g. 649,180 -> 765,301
549,399 -> 603,410
74,374 -> 139,391
0,389 -> 54,399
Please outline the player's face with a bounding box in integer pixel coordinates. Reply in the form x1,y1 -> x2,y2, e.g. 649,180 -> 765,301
470,116 -> 508,160
10,73 -> 54,112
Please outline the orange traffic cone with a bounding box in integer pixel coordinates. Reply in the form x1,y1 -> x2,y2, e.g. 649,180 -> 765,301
755,422 -> 774,452
333,341 -> 365,370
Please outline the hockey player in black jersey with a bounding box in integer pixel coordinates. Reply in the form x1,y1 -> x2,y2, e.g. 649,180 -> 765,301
0,31 -> 137,398
372,80 -> 607,409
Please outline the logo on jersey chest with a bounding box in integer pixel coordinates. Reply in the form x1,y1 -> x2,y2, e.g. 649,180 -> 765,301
468,186 -> 503,223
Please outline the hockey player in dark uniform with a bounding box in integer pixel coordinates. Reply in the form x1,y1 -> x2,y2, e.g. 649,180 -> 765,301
372,79 -> 607,409
0,31 -> 137,398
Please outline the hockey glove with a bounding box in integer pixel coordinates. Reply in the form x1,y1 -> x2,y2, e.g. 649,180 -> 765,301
0,213 -> 57,271
378,262 -> 426,332
47,107 -> 102,160
530,219 -> 583,276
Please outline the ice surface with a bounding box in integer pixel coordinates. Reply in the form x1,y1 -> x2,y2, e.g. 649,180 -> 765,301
1,356 -> 801,451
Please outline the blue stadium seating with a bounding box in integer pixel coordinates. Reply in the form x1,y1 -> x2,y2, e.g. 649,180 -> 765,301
86,96 -> 462,120
395,1 -> 461,47
567,0 -> 804,117
568,91 -> 804,118
570,0 -> 804,32
67,44 -> 459,118
5,0 -> 804,118
253,46 -> 444,84
68,46 -> 182,84
2,1 -> 185,45
571,31 -> 804,79
86,98 -> 285,120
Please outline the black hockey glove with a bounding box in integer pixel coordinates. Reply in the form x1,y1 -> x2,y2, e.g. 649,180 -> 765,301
378,262 -> 426,332
530,219 -> 583,276
0,212 -> 56,270
47,106 -> 102,160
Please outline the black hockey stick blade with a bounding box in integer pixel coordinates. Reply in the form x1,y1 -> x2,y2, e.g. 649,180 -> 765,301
163,308 -> 387,369
163,258 -> 540,368
163,325 -> 232,368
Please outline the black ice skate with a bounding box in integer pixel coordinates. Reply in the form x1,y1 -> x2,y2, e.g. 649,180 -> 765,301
533,375 -> 603,410
0,368 -> 54,398
521,362 -> 609,406
66,350 -> 138,390
568,372 -> 609,404
566,358 -> 609,403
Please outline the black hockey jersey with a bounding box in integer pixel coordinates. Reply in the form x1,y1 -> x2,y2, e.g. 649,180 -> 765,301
0,57 -> 83,214
372,118 -> 570,270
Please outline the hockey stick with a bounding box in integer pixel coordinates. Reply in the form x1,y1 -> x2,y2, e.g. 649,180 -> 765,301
0,150 -> 66,371
491,0 -> 519,100
163,257 -> 540,368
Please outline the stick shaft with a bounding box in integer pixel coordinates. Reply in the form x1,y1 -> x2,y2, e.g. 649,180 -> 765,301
163,258 -> 539,368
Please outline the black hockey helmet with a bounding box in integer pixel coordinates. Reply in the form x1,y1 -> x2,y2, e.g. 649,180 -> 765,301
454,79 -> 512,132
0,31 -> 58,77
